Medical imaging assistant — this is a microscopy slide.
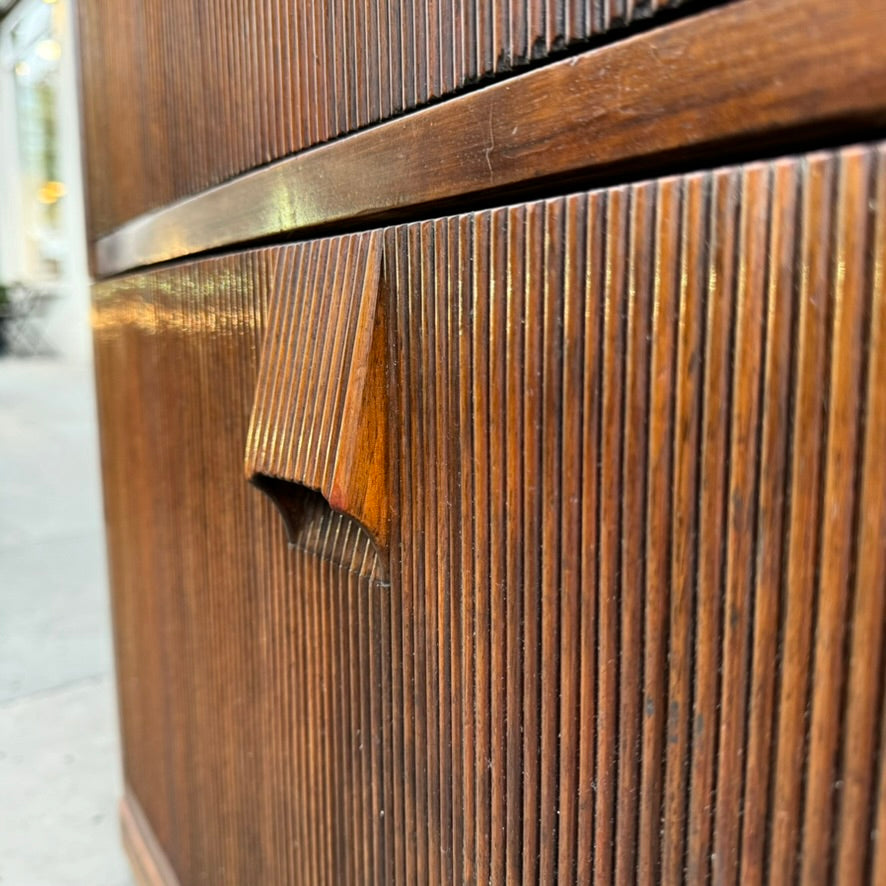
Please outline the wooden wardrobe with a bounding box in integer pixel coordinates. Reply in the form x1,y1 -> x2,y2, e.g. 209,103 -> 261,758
78,1 -> 886,882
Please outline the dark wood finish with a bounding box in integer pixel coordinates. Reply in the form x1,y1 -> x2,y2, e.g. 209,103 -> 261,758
245,231 -> 389,549
78,0 -> 692,239
90,0 -> 886,278
120,792 -> 181,886
93,254 -> 387,883
93,141 -> 886,884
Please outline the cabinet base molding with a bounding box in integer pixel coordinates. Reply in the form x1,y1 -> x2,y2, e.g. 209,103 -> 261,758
120,792 -> 180,886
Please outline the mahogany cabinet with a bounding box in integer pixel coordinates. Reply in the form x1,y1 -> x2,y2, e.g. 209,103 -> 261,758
80,1 -> 886,883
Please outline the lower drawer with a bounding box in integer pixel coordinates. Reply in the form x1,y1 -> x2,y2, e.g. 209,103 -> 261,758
94,139 -> 886,884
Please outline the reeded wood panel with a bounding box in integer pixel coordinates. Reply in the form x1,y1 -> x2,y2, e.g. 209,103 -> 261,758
246,231 -> 389,547
386,141 -> 886,884
77,0 -> 691,237
95,141 -> 886,884
93,251 -> 389,885
90,0 -> 886,279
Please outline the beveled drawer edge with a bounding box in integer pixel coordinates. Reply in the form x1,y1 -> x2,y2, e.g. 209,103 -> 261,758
120,790 -> 181,886
92,0 -> 886,279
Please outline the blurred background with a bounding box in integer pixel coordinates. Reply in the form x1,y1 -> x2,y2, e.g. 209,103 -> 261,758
0,0 -> 131,882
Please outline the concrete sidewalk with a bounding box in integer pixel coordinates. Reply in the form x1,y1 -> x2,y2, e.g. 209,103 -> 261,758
0,356 -> 132,886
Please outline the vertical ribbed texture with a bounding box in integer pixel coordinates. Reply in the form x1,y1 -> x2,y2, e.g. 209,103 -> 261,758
95,141 -> 886,884
245,231 -> 382,504
388,140 -> 886,886
93,250 -> 385,885
78,0 -> 693,237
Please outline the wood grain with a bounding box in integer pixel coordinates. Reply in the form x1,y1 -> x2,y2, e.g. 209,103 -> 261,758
388,140 -> 886,886
120,792 -> 181,886
95,140 -> 886,884
78,0 -> 691,239
94,252 -> 387,884
245,231 -> 389,549
91,0 -> 886,278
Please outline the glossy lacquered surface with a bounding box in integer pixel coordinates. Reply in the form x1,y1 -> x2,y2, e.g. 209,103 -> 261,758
94,141 -> 886,884
91,0 -> 886,278
245,231 -> 389,549
78,0 -> 691,238
93,252 -> 386,884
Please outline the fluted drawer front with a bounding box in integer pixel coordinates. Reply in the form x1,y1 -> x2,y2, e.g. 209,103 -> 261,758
93,249 -> 387,885
388,140 -> 886,885
77,0 -> 694,237
94,140 -> 886,884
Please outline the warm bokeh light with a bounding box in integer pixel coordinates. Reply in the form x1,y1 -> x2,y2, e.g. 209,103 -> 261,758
35,38 -> 61,61
36,181 -> 67,204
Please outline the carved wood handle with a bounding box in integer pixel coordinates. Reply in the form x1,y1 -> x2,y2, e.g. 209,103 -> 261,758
245,231 -> 389,550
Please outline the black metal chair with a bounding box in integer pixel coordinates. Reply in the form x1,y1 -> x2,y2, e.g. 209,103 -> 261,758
0,283 -> 58,356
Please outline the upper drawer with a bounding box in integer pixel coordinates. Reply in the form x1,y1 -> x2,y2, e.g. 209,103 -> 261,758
77,0 -> 692,238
